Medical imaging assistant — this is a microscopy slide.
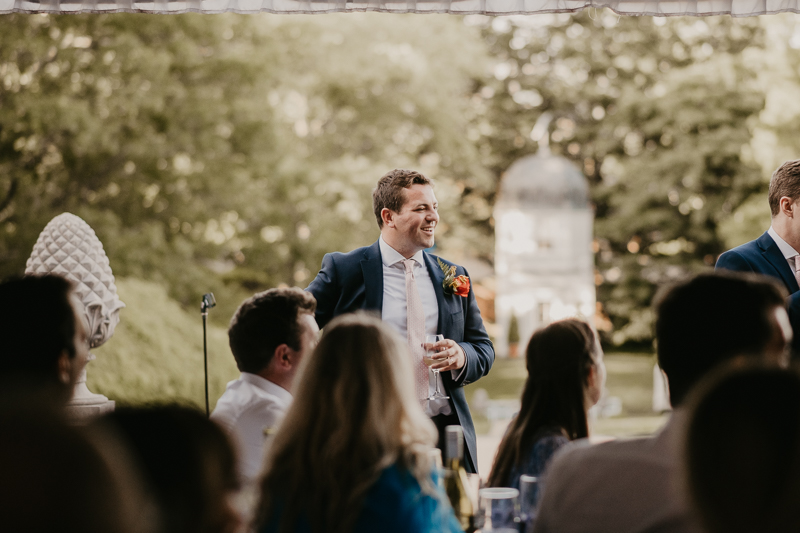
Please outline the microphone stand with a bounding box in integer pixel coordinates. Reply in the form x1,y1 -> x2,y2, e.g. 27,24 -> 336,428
201,293 -> 216,417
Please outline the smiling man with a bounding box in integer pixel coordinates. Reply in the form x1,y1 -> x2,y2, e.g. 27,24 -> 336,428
306,169 -> 494,473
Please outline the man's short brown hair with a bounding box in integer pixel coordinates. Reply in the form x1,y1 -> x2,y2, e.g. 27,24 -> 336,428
372,169 -> 431,228
768,160 -> 800,216
228,288 -> 316,374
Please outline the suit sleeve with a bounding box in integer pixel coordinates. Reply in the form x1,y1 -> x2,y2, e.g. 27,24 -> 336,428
452,267 -> 495,387
305,253 -> 339,330
715,250 -> 754,273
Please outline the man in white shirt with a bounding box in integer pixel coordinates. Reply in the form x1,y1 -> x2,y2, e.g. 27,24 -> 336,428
211,288 -> 318,484
534,272 -> 791,533
306,169 -> 494,473
716,159 -> 800,355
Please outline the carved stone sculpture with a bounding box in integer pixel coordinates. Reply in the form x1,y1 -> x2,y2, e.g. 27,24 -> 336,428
26,213 -> 125,421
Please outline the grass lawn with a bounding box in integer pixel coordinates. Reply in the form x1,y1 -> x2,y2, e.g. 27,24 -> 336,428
466,352 -> 670,438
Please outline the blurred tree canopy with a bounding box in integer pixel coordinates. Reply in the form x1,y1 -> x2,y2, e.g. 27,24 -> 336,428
3,12 -> 800,346
0,13 -> 491,321
468,13 -> 789,345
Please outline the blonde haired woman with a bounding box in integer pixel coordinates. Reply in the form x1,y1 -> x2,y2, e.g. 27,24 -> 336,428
254,313 -> 461,533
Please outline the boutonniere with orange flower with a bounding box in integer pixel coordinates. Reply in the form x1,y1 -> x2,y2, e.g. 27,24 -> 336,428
437,258 -> 470,297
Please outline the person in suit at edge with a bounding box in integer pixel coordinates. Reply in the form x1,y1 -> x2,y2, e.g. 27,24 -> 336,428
306,169 -> 494,474
716,159 -> 800,355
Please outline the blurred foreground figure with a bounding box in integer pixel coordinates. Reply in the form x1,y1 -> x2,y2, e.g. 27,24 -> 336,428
0,275 -> 89,405
212,288 -> 318,485
254,313 -> 461,533
488,319 -> 605,493
534,272 -> 791,533
686,363 -> 800,533
101,404 -> 243,533
0,404 -> 151,533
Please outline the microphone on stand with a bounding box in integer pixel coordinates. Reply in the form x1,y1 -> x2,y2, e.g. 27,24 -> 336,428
201,293 -> 216,417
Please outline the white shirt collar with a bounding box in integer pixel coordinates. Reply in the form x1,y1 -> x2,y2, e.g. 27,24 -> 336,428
768,226 -> 799,259
240,372 -> 293,404
379,236 -> 425,267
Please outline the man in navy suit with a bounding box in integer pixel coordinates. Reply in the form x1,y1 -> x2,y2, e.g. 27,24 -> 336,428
306,169 -> 494,473
717,159 -> 800,355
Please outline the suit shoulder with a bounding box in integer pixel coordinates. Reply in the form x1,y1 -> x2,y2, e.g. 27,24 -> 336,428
716,239 -> 761,271
720,238 -> 761,257
324,245 -> 373,265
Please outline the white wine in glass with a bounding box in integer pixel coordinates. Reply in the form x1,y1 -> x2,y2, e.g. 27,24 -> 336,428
425,334 -> 449,401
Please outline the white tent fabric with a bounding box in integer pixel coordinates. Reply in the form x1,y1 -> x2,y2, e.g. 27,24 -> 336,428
1,0 -> 799,16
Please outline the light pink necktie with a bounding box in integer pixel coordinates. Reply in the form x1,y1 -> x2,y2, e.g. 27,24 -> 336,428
790,256 -> 800,287
403,259 -> 430,400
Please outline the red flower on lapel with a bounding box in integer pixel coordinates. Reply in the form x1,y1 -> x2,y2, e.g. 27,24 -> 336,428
437,258 -> 470,298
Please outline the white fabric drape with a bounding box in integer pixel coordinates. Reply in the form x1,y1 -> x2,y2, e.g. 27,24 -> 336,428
2,0 -> 799,17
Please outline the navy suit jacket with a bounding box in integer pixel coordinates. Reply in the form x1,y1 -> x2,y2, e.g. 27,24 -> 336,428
716,231 -> 800,355
306,241 -> 495,473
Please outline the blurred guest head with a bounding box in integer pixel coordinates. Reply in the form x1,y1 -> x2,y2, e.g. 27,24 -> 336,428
255,313 -> 437,533
686,363 -> 800,533
655,271 -> 790,407
488,318 -> 604,488
0,275 -> 89,401
101,404 -> 241,533
228,288 -> 317,391
0,404 -> 151,533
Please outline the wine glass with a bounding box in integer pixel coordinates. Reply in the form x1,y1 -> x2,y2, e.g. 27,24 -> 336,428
424,334 -> 449,401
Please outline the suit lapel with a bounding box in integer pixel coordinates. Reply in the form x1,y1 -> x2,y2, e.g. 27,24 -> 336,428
758,232 -> 799,293
424,252 -> 449,335
361,241 -> 384,312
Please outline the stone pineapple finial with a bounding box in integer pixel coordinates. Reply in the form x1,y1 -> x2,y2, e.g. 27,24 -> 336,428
25,213 -> 125,420
25,213 -> 125,348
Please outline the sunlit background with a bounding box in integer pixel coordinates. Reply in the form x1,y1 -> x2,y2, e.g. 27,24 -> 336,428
3,12 -> 800,461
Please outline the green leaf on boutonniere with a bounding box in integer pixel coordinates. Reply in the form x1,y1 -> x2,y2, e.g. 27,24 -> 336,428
437,257 -> 458,296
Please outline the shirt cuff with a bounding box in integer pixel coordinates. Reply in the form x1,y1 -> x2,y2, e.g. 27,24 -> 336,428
450,344 -> 468,383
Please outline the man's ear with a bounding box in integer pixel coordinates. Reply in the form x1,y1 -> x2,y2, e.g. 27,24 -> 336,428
272,344 -> 292,370
57,352 -> 71,385
381,208 -> 395,228
781,197 -> 795,217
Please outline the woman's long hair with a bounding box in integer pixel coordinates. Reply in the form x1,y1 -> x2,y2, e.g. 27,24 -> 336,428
488,318 -> 598,488
254,313 -> 438,533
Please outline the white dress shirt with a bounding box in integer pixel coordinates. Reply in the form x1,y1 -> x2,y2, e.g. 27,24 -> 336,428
379,237 -> 451,416
211,372 -> 293,483
534,411 -> 701,533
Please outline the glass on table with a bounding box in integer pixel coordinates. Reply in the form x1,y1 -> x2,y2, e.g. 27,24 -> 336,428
518,475 -> 539,533
478,487 -> 519,532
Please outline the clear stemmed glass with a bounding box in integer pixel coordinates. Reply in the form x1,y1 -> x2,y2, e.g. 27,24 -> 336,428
424,334 -> 449,401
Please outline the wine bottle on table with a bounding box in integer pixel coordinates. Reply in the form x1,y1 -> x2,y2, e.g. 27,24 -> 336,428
444,425 -> 476,532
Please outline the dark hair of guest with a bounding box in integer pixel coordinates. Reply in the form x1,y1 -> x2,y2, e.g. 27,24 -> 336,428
0,275 -> 77,383
0,404 -> 150,533
488,318 -> 597,488
101,403 -> 239,533
228,287 -> 316,374
686,363 -> 800,533
655,271 -> 785,406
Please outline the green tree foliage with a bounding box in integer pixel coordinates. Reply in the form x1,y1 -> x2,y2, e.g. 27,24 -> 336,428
0,13 -> 491,321
470,13 -> 768,345
89,277 -> 238,407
